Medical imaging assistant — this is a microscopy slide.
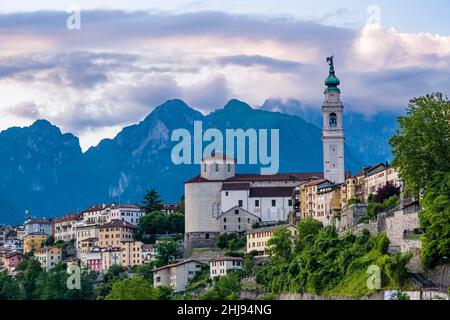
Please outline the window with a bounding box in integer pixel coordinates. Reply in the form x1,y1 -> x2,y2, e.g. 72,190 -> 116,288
215,163 -> 219,172
271,200 -> 276,207
238,200 -> 243,207
204,164 -> 207,172
205,233 -> 209,239
238,218 -> 241,222
288,199 -> 292,206
223,218 -> 227,223
329,113 -> 337,128
227,164 -> 231,172
225,192 -> 229,196
235,209 -> 239,215
224,225 -> 227,230
255,200 -> 259,207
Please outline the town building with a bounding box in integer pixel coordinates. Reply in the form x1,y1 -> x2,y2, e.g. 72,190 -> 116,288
34,246 -> 62,271
101,247 -> 122,271
76,223 -> 100,256
142,244 -> 157,263
53,213 -> 82,242
209,256 -> 244,278
363,163 -> 401,200
184,153 -> 322,252
109,204 -> 144,225
24,218 -> 52,236
120,240 -> 143,267
316,181 -> 342,226
23,232 -> 49,254
82,203 -> 144,226
246,224 -> 297,256
3,251 -> 24,275
163,203 -> 178,215
85,247 -> 102,272
2,230 -> 22,251
79,238 -> 98,265
98,219 -> 136,247
152,259 -> 206,293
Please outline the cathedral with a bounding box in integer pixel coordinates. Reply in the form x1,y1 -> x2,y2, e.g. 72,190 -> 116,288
184,57 -> 345,253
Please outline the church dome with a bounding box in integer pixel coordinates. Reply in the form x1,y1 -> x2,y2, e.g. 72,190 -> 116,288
325,73 -> 340,88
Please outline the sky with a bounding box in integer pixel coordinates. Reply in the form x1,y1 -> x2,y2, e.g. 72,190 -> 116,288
0,0 -> 449,150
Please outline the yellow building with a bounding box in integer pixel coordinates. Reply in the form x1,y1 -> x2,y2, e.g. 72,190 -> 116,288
98,219 -> 136,247
246,224 -> 297,256
120,240 -> 143,267
23,232 -> 49,254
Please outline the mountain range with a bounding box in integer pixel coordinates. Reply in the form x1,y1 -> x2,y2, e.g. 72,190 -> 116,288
0,99 -> 399,224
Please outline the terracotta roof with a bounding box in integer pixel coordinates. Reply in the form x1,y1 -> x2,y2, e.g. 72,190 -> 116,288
210,256 -> 244,262
100,219 -> 136,229
53,213 -> 83,223
4,252 -> 23,259
249,186 -> 294,197
34,246 -> 60,253
152,259 -> 206,272
221,182 -> 250,191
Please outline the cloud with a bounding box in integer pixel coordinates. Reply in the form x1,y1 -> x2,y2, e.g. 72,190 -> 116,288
216,55 -> 304,74
0,10 -> 449,148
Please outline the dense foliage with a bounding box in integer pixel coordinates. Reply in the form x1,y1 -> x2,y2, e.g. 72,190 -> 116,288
215,233 -> 246,251
390,92 -> 450,197
419,172 -> 450,268
141,189 -> 164,213
254,220 -> 411,298
390,92 -> 450,268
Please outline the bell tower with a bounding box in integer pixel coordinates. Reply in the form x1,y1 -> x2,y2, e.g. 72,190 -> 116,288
322,55 -> 345,184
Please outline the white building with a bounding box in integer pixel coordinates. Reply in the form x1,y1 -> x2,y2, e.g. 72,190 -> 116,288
53,213 -> 82,242
184,153 -> 322,252
322,55 -> 345,185
142,244 -> 157,263
34,246 -> 62,271
24,218 -> 52,236
210,256 -> 244,278
152,259 -> 206,293
108,204 -> 144,225
83,203 -> 144,226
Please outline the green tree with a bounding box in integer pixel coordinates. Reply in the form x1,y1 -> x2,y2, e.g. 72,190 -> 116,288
267,228 -> 293,261
389,92 -> 450,196
138,211 -> 169,236
419,172 -> 450,268
141,189 -> 164,213
15,258 -> 43,299
295,218 -> 323,253
0,272 -> 23,300
135,263 -> 155,283
176,196 -> 185,215
106,276 -> 156,300
200,272 -> 241,300
154,240 -> 180,267
168,212 -> 185,234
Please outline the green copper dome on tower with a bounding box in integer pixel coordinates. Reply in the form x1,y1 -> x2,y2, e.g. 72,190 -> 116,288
325,55 -> 340,93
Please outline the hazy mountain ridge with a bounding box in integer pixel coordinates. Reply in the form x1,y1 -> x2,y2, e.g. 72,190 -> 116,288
0,99 -> 395,224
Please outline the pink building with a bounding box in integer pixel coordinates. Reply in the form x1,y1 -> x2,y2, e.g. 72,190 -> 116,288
3,252 -> 24,275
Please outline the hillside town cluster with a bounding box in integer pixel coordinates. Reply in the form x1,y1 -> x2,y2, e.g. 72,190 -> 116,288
0,57 -> 425,295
